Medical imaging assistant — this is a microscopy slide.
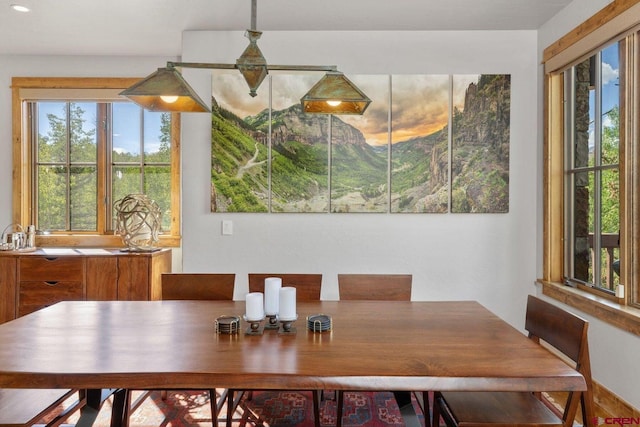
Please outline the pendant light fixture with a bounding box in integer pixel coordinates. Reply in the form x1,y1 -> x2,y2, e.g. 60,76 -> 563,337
300,71 -> 371,115
119,66 -> 211,112
119,0 -> 371,115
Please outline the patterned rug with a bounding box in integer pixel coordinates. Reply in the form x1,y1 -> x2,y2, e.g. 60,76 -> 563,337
51,389 -> 426,427
242,390 -> 423,427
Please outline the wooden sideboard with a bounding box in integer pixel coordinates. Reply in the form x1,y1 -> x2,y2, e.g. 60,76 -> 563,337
0,248 -> 171,323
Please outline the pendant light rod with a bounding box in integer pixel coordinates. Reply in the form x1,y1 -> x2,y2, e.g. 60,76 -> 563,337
167,61 -> 337,73
251,0 -> 257,31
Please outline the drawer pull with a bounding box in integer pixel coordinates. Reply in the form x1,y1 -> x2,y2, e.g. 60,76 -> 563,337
44,257 -> 59,261
44,281 -> 60,286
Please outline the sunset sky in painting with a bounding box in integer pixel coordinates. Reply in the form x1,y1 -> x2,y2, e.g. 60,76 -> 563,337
212,71 -> 480,147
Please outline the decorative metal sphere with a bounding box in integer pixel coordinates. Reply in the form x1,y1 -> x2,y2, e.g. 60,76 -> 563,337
114,194 -> 162,251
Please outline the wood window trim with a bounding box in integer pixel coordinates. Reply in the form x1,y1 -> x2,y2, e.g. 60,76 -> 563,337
542,0 -> 640,335
543,0 -> 640,73
11,77 -> 181,248
537,280 -> 640,337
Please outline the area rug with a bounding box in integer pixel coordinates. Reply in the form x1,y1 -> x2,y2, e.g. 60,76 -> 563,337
50,389 -> 426,427
241,390 -> 423,427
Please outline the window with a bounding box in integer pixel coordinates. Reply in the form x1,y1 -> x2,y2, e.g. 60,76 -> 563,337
564,42 -> 621,294
543,1 -> 640,328
12,78 -> 181,247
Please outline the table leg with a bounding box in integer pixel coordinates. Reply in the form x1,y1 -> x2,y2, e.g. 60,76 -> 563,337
109,389 -> 130,427
393,391 -> 421,427
74,389 -> 103,427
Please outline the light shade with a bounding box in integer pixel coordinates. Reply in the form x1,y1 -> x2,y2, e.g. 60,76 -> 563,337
119,67 -> 210,112
301,72 -> 371,115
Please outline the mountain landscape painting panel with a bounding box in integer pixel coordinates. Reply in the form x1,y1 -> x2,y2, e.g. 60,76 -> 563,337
210,72 -> 510,214
330,75 -> 389,213
390,75 -> 450,213
211,71 -> 270,212
269,74 -> 330,213
451,74 -> 510,213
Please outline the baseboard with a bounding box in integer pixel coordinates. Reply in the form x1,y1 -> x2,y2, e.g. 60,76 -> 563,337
593,380 -> 640,418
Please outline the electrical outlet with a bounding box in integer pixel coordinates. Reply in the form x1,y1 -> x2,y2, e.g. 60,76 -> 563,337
222,220 -> 233,235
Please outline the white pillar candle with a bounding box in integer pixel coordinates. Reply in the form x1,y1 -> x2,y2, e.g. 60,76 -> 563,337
264,277 -> 282,315
245,292 -> 264,321
279,287 -> 297,321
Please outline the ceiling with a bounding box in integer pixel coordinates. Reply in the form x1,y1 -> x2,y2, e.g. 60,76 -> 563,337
0,0 -> 573,57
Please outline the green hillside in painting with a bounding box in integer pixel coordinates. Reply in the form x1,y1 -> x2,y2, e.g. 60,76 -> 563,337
210,100 -> 269,212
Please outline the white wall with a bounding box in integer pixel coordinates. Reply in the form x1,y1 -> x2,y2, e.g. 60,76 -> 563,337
180,30 -> 539,329
537,0 -> 640,410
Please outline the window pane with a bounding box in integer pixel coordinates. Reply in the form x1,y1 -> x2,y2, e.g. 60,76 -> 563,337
144,111 -> 171,163
113,103 -> 141,162
573,57 -> 594,169
37,165 -> 67,230
37,102 -> 67,164
600,167 -> 620,290
601,168 -> 620,235
573,170 -> 592,283
144,166 -> 171,230
69,102 -> 97,163
600,43 -> 620,166
69,166 -> 97,230
112,166 -> 142,229
113,166 -> 142,200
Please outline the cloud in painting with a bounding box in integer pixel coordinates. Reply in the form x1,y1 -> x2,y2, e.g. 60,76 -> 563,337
390,75 -> 450,144
212,71 -> 269,117
337,75 -> 390,146
211,72 -> 482,147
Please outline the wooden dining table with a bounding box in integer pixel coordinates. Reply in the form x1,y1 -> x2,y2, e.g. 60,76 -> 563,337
0,300 -> 588,426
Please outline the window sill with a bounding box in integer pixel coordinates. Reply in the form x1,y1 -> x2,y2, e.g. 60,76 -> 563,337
35,234 -> 181,248
537,280 -> 640,336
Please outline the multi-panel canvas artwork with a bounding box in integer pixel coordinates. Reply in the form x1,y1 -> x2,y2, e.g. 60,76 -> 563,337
211,73 -> 510,213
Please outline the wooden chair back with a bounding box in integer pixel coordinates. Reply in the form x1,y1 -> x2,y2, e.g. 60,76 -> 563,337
161,273 -> 235,300
337,274 -> 412,301
524,295 -> 594,424
248,274 -> 322,301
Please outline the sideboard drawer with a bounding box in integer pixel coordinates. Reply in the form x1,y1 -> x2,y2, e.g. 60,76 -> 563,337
18,281 -> 84,317
19,257 -> 84,282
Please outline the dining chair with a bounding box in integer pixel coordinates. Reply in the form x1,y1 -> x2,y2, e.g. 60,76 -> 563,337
162,273 -> 236,300
127,273 -> 236,427
227,273 -> 323,427
432,295 -> 594,427
335,274 -> 428,427
0,388 -> 83,427
337,273 -> 412,301
248,273 -> 322,300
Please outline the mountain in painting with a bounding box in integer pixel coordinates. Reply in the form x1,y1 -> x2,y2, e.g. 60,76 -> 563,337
451,74 -> 510,213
